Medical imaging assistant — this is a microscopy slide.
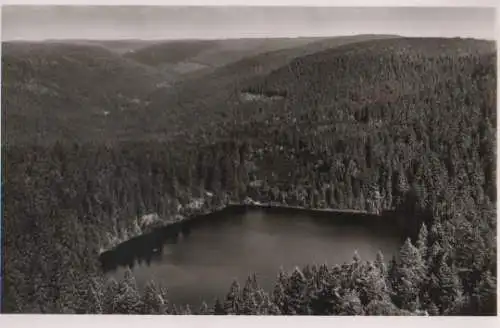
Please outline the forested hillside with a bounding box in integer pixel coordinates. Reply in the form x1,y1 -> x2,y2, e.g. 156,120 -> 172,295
1,37 -> 497,315
3,35 -> 396,144
2,42 -> 172,144
140,35 -> 401,139
123,38 -> 322,75
41,39 -> 163,54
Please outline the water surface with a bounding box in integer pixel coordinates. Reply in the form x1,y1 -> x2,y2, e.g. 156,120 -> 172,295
108,208 -> 403,307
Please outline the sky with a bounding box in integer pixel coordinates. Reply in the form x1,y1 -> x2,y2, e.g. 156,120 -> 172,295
1,6 -> 497,41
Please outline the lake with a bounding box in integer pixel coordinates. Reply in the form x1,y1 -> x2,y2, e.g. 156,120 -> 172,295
105,206 -> 405,308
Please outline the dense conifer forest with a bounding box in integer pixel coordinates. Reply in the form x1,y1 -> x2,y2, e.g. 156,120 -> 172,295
1,36 -> 497,315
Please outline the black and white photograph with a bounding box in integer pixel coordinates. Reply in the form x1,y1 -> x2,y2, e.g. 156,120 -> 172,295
0,4 -> 498,317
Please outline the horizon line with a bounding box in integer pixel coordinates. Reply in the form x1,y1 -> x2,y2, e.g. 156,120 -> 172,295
2,34 -> 496,43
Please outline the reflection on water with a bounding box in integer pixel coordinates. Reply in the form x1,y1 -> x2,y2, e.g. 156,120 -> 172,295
106,207 -> 404,308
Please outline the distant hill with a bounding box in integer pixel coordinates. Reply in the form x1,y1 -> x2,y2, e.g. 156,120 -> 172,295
244,37 -> 496,111
42,39 -> 164,54
161,37 -> 496,180
124,39 -> 218,67
2,42 -> 171,144
235,37 -> 496,184
142,35 -> 402,135
2,35 -> 400,144
123,38 -> 325,78
242,37 -> 496,129
5,36 -> 493,146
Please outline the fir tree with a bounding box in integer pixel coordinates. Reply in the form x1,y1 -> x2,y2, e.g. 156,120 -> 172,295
198,301 -> 211,315
224,280 -> 241,314
213,298 -> 226,315
471,270 -> 497,315
241,276 -> 259,314
83,278 -> 104,314
112,271 -> 142,314
170,304 -> 179,315
335,289 -> 364,315
285,267 -> 309,314
365,299 -> 400,315
183,304 -> 192,315
257,290 -> 282,315
356,262 -> 391,306
272,269 -> 289,313
390,238 -> 426,310
141,280 -> 168,314
103,278 -> 120,314
417,223 -> 429,260
374,251 -> 387,278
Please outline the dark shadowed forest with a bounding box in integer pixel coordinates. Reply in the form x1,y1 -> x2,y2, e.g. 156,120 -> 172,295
1,35 -> 497,315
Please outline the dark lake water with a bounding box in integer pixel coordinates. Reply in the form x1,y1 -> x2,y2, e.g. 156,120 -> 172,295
105,207 -> 404,308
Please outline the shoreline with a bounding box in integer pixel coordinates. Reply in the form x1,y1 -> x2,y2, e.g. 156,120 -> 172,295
98,199 -> 409,274
99,198 -> 400,257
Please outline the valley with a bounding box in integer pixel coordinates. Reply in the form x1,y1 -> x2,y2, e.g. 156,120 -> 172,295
1,34 -> 497,315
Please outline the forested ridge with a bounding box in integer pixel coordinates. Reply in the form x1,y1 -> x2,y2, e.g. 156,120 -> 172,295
123,37 -> 321,72
1,37 -> 497,315
2,35 -> 396,145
